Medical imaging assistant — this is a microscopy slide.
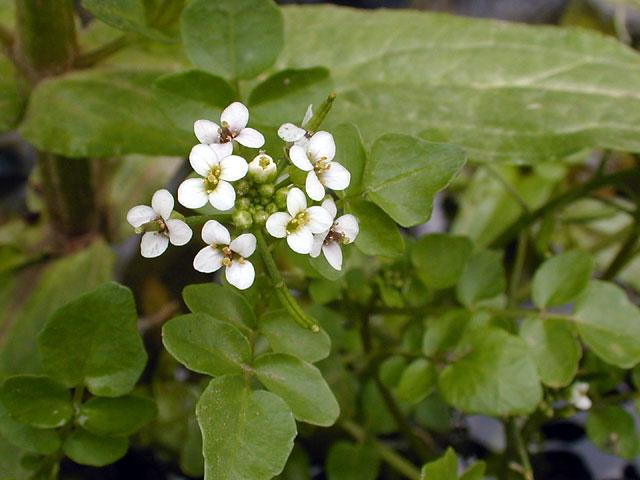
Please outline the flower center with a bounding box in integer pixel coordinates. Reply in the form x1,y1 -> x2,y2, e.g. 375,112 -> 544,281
204,165 -> 222,192
313,158 -> 331,174
325,228 -> 346,245
258,155 -> 271,169
286,211 -> 309,234
218,122 -> 235,143
219,245 -> 245,268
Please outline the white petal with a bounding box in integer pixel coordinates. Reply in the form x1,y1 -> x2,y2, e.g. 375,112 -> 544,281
306,206 -> 333,234
287,187 -> 307,216
166,219 -> 192,246
127,205 -> 156,228
266,212 -> 291,238
140,232 -> 169,258
178,178 -> 209,209
221,102 -> 249,132
305,171 -> 325,201
235,128 -> 265,148
310,232 -> 327,258
321,197 -> 337,219
322,242 -> 343,271
278,123 -> 306,142
575,396 -> 592,411
210,142 -> 234,159
289,145 -> 313,171
301,104 -> 313,127
230,233 -> 256,258
320,162 -> 351,191
225,261 -> 255,290
208,180 -> 236,211
335,214 -> 359,243
189,144 -> 218,177
308,131 -> 335,162
151,189 -> 174,220
287,228 -> 314,254
193,246 -> 224,273
201,220 -> 231,245
219,156 -> 248,182
194,119 -> 220,144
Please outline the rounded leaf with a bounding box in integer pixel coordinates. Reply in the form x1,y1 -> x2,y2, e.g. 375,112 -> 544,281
78,395 -> 157,436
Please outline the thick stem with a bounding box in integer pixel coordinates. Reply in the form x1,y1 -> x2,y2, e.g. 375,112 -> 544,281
74,34 -> 135,69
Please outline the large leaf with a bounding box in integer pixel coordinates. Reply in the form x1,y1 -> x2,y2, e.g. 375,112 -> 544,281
281,5 -> 640,162
345,199 -> 404,258
532,250 -> 593,308
38,282 -> 147,397
411,234 -> 472,290
197,375 -> 296,480
0,403 -> 61,455
20,70 -> 192,158
182,283 -> 257,330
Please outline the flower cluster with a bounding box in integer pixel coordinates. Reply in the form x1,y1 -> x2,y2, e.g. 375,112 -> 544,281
127,101 -> 359,289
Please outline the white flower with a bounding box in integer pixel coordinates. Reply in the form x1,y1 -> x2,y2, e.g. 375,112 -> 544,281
193,220 -> 256,290
265,187 -> 333,254
310,198 -> 359,270
178,144 -> 248,211
126,189 -> 192,258
569,382 -> 592,411
278,104 -> 313,145
289,131 -> 350,201
193,102 -> 265,158
248,153 -> 277,183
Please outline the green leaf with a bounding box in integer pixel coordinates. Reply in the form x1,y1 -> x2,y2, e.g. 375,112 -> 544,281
309,253 -> 346,281
181,0 -> 283,80
162,313 -> 252,377
326,441 -> 380,480
259,309 -> 331,363
181,415 -> 205,477
520,318 -> 581,388
422,310 -> 472,358
153,69 -> 237,133
38,282 -> 147,397
334,123 -> 367,197
420,448 -> 458,480
379,355 -> 407,389
20,70 -> 192,158
0,56 -> 23,133
253,353 -> 340,426
63,428 -> 128,467
365,134 -> 465,227
0,375 -> 72,428
586,406 -> 639,460
411,234 -> 472,290
532,250 -> 593,308
78,395 -> 157,436
0,403 -> 61,455
281,6 -> 640,162
439,328 -> 542,416
574,280 -> 640,368
183,282 -> 257,329
460,462 -> 486,480
345,199 -> 404,258
396,359 -> 437,405
456,250 -> 506,307
197,375 -> 296,480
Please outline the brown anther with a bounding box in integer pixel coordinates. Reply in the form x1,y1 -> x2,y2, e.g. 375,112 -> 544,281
222,257 -> 232,268
222,246 -> 232,257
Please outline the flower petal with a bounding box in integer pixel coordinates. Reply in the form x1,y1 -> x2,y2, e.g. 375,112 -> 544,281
219,155 -> 248,182
321,197 -> 337,219
320,162 -> 351,191
287,228 -> 314,254
193,246 -> 224,273
225,261 -> 255,290
166,219 -> 192,246
310,232 -> 327,258
235,128 -> 265,148
306,206 -> 333,234
266,212 -> 291,238
278,123 -> 306,142
305,171 -> 325,201
287,187 -> 307,216
322,242 -> 343,271
221,102 -> 249,132
189,144 -> 218,177
140,232 -> 169,258
230,233 -> 256,258
335,214 -> 359,243
178,178 -> 209,209
194,119 -> 220,144
210,142 -> 234,159
308,131 -> 335,162
201,219 -> 231,245
151,189 -> 174,220
289,145 -> 313,171
126,205 -> 156,228
301,104 -> 313,127
208,180 -> 236,211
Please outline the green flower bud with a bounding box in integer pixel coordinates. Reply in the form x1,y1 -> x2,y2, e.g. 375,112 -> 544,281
235,180 -> 250,195
275,187 -> 289,210
258,183 -> 275,198
265,202 -> 277,214
237,197 -> 251,210
248,153 -> 277,184
252,209 -> 269,225
232,209 -> 253,229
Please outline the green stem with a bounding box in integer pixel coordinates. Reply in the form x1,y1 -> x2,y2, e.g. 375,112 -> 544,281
340,420 -> 421,480
254,229 -> 319,331
508,233 -> 528,308
508,418 -> 534,480
602,207 -> 640,281
74,33 -> 135,68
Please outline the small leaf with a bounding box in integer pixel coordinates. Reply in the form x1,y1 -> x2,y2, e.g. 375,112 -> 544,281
420,447 -> 458,480
181,0 -> 283,80
587,406 -> 639,460
63,428 -> 128,467
456,250 -> 506,307
197,375 -> 296,480
253,353 -> 340,426
411,234 -> 472,290
379,356 -> 408,389
422,310 -> 471,358
78,395 -> 157,436
326,441 -> 380,480
334,123 -> 367,197
0,403 -> 61,455
460,462 -> 486,480
183,282 -> 257,329
0,375 -> 72,428
532,250 -> 593,308
309,254 -> 346,281
346,199 -> 404,258
396,359 -> 437,405
162,313 -> 252,377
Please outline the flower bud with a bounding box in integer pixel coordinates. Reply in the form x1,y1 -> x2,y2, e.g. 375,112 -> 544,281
248,153 -> 277,184
265,202 -> 277,214
232,209 -> 253,229
275,187 -> 289,210
235,180 -> 250,196
237,197 -> 251,210
258,183 -> 275,199
252,208 -> 269,225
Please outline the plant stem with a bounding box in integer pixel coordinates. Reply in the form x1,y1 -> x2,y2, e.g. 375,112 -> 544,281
602,206 -> 640,281
74,33 -> 135,68
508,233 -> 528,308
508,418 -> 534,480
254,229 -> 319,331
341,420 -> 422,480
